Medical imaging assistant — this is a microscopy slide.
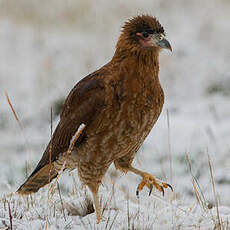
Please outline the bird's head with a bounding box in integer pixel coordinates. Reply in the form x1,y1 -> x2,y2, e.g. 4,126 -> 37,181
117,15 -> 172,53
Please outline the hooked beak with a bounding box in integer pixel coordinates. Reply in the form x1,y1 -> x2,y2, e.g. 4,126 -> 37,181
156,38 -> 172,51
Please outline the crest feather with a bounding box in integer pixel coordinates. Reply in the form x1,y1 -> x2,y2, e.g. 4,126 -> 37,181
122,15 -> 165,35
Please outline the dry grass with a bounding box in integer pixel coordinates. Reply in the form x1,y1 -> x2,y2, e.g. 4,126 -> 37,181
186,152 -> 230,230
7,201 -> 13,230
207,151 -> 221,230
4,91 -> 32,177
45,107 -> 54,230
186,153 -> 207,211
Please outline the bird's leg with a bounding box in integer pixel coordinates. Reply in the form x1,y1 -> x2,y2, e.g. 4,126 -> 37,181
90,188 -> 101,224
127,166 -> 173,197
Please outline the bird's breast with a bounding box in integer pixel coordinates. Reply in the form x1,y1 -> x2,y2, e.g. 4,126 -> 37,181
94,77 -> 165,159
78,76 -> 165,164
117,82 -> 164,136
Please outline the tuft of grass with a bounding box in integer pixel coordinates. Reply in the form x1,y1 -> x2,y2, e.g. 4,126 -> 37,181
64,193 -> 94,217
57,182 -> 66,221
108,211 -> 119,230
207,151 -> 221,230
186,152 -> 207,211
8,201 -> 13,230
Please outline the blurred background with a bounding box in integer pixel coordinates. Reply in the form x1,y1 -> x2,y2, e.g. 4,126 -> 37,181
0,0 -> 230,212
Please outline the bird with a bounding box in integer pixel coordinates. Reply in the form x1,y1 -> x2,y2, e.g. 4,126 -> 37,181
17,15 -> 172,223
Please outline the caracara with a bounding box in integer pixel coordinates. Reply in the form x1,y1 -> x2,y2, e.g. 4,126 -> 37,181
17,15 -> 172,223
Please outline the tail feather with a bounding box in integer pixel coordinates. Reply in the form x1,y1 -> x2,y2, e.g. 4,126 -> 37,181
17,164 -> 58,195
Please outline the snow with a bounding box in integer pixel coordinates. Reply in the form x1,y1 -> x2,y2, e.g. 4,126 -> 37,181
0,0 -> 230,229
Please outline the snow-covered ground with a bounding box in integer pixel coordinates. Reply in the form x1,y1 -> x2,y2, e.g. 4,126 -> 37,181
0,0 -> 230,229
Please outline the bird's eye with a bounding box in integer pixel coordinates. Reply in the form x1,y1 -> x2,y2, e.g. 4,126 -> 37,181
142,31 -> 149,38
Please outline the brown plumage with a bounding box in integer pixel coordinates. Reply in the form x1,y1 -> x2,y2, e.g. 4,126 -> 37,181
17,15 -> 172,223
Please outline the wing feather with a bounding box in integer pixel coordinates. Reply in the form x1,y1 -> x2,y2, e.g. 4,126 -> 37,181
29,70 -> 107,178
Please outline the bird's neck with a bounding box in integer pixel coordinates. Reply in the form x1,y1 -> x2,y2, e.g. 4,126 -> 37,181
111,47 -> 160,80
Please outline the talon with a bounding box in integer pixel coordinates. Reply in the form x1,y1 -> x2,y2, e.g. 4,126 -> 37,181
166,183 -> 173,192
135,173 -> 173,198
136,180 -> 145,198
149,184 -> 153,196
136,190 -> 139,198
162,182 -> 173,192
160,185 -> 164,196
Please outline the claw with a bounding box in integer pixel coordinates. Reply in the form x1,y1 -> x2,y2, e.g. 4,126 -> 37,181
135,173 -> 173,198
166,183 -> 173,192
160,185 -> 164,196
149,184 -> 153,196
162,182 -> 173,192
136,189 -> 139,198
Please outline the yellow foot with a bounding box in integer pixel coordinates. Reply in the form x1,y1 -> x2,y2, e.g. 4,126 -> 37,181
136,173 -> 173,197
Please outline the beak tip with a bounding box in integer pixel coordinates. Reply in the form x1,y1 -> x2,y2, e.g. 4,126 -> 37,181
157,38 -> 172,52
165,41 -> 172,52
